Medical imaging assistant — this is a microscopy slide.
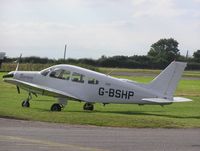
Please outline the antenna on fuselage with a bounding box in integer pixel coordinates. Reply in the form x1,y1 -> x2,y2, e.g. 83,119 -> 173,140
64,44 -> 67,60
106,67 -> 118,76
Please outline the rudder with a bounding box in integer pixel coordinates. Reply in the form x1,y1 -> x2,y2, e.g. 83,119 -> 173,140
148,61 -> 187,99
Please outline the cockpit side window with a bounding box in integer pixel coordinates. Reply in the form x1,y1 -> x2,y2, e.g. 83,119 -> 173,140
50,68 -> 71,80
71,72 -> 85,83
61,70 -> 71,80
88,77 -> 99,85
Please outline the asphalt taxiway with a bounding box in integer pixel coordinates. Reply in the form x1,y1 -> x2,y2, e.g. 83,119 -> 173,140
0,118 -> 199,151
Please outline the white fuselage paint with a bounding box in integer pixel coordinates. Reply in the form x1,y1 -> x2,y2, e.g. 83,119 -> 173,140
12,65 -> 160,105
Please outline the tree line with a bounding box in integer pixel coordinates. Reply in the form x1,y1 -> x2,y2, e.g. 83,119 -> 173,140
3,38 -> 200,70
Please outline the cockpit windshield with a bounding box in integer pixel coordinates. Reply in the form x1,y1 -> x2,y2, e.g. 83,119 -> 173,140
40,68 -> 51,76
49,68 -> 71,80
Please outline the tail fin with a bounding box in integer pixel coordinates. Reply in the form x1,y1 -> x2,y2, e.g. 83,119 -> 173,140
148,61 -> 186,99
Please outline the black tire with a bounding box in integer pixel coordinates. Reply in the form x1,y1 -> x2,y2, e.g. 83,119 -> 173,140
22,100 -> 30,108
51,103 -> 62,112
83,103 -> 94,111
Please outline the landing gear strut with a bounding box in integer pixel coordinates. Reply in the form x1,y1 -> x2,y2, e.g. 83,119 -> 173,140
22,93 -> 32,108
83,103 -> 94,111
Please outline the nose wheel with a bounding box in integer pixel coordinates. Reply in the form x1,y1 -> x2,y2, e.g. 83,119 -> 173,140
22,100 -> 30,107
21,93 -> 32,108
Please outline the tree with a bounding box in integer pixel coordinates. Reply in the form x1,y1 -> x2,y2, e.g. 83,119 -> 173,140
193,50 -> 200,63
148,38 -> 180,67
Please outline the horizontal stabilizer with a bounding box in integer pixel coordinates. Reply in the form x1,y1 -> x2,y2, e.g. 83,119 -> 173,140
173,97 -> 192,102
142,97 -> 192,104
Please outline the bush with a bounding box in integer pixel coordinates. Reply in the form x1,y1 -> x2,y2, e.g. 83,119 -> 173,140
186,62 -> 200,70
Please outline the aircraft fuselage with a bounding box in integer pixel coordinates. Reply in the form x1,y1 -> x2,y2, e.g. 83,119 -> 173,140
11,65 -> 157,105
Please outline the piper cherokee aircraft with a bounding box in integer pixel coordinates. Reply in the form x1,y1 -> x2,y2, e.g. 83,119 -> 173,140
3,61 -> 192,111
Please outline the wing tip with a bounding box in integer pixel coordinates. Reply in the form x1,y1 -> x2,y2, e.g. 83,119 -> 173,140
173,97 -> 192,102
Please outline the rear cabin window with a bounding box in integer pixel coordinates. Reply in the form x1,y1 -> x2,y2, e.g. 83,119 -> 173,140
50,69 -> 71,80
71,72 -> 85,83
61,70 -> 71,80
88,78 -> 99,85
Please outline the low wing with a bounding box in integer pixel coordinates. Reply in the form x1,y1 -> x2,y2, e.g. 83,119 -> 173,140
4,78 -> 79,99
142,97 -> 192,104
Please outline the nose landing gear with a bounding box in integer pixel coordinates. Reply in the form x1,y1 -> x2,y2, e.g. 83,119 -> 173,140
22,100 -> 30,107
21,93 -> 32,108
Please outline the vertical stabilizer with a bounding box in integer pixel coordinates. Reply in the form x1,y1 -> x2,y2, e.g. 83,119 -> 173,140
148,61 -> 186,99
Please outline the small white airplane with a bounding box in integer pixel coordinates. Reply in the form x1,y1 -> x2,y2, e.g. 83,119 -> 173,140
3,61 -> 192,111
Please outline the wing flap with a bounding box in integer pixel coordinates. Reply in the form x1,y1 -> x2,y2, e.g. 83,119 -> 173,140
4,78 -> 78,99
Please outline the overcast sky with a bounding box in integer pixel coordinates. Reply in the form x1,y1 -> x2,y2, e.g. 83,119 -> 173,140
0,0 -> 200,59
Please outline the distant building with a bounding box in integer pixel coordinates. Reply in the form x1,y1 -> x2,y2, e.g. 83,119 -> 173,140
0,52 -> 6,68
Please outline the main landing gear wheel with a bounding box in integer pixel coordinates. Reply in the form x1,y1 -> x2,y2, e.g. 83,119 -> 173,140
22,100 -> 30,108
50,98 -> 67,112
83,103 -> 94,111
51,103 -> 62,112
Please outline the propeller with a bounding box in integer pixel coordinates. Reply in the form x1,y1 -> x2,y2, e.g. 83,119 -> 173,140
15,54 -> 22,94
15,54 -> 22,71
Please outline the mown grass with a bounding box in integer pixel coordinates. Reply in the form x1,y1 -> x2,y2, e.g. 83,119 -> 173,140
0,72 -> 200,128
